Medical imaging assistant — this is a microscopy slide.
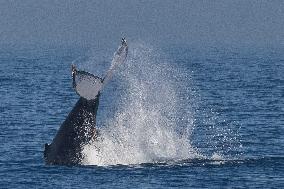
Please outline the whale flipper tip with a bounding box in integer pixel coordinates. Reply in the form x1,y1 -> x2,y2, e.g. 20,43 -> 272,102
121,37 -> 127,45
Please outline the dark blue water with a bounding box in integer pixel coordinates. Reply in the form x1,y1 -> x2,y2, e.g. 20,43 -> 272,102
0,43 -> 283,188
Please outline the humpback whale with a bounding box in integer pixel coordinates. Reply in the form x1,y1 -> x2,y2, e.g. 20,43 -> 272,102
44,38 -> 128,165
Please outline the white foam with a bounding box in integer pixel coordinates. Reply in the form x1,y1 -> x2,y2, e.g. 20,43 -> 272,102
81,42 -> 202,166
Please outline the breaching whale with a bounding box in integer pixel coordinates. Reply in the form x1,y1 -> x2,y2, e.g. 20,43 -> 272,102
44,38 -> 128,165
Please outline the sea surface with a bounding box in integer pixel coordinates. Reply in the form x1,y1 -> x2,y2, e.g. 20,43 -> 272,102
0,42 -> 283,188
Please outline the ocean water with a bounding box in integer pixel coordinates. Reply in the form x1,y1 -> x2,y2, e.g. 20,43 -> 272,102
0,42 -> 283,188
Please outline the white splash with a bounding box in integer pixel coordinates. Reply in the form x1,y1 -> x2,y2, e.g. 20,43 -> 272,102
82,42 -> 202,166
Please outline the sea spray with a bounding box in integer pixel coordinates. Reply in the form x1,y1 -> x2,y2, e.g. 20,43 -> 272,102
82,42 -> 202,165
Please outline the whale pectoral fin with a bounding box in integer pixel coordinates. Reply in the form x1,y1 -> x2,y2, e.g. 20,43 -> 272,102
71,67 -> 103,100
102,38 -> 128,84
70,38 -> 128,100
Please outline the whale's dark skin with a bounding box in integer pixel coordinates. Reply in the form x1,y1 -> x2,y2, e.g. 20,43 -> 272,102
44,38 -> 128,165
44,96 -> 100,165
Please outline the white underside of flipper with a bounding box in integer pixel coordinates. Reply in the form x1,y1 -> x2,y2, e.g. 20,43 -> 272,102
74,71 -> 103,100
103,38 -> 128,85
72,38 -> 128,100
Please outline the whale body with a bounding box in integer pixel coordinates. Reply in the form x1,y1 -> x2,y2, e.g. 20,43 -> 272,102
44,39 -> 128,165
